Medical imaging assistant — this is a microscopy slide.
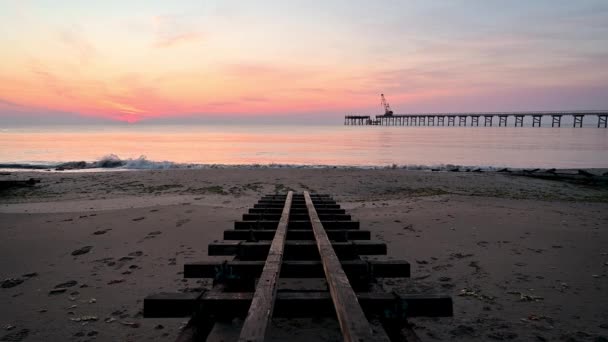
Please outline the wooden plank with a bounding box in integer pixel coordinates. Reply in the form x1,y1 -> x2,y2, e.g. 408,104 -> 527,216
144,291 -> 453,318
238,191 -> 293,341
243,213 -> 351,221
258,199 -> 337,204
253,203 -> 340,209
262,193 -> 329,198
223,229 -> 370,241
304,191 -> 384,342
249,208 -> 346,214
184,260 -> 410,279
235,220 -> 359,230
208,240 -> 386,260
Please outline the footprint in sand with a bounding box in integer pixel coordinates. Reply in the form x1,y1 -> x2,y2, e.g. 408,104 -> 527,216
175,219 -> 190,227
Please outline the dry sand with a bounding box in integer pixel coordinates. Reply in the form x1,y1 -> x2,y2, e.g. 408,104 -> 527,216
1,169 -> 607,341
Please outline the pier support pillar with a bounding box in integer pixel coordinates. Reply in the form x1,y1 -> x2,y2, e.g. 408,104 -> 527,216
458,116 -> 466,126
412,116 -> 417,126
420,116 -> 426,126
514,115 -> 524,127
484,116 -> 493,127
599,115 -> 608,128
428,116 -> 435,126
532,115 -> 542,127
499,115 -> 508,127
552,115 -> 562,127
447,116 -> 455,126
471,116 -> 479,126
573,115 -> 584,128
438,116 -> 445,126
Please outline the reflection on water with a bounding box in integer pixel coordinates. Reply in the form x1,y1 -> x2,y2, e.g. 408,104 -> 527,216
0,124 -> 607,168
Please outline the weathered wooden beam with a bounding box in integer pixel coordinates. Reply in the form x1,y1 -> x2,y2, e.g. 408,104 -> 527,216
223,229 -> 370,241
208,240 -> 386,260
243,213 -> 351,221
304,191 -> 382,341
234,220 -> 359,230
267,193 -> 330,197
238,191 -> 293,341
249,208 -> 346,214
144,291 -> 453,318
253,203 -> 341,209
184,260 -> 410,279
258,198 -> 336,204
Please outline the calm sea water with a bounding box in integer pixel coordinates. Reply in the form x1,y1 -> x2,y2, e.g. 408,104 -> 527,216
1,124 -> 607,169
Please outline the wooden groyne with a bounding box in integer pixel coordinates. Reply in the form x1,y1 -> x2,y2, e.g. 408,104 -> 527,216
345,111 -> 608,128
144,192 -> 453,341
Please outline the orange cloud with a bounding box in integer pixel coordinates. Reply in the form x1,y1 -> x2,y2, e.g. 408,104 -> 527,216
154,31 -> 202,48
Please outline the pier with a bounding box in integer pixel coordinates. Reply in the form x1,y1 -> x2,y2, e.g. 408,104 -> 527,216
345,111 -> 608,128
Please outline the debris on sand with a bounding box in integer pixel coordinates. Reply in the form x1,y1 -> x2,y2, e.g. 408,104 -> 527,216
458,288 -> 495,302
70,316 -> 98,322
71,246 -> 93,256
107,279 -> 125,285
54,280 -> 77,288
507,291 -> 544,302
1,279 -> 24,289
49,288 -> 67,295
132,217 -> 145,221
450,252 -> 474,259
120,321 -> 140,328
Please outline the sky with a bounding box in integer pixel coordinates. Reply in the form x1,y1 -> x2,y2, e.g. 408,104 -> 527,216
1,0 -> 608,124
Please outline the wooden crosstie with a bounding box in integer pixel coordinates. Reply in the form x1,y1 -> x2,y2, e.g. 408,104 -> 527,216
144,192 -> 453,341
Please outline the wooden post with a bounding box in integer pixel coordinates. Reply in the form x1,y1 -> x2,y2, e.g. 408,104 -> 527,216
303,192 -> 385,342
573,114 -> 584,128
448,116 -> 455,126
471,116 -> 479,126
499,115 -> 508,127
238,191 -> 293,341
484,115 -> 492,126
532,115 -> 542,127
458,116 -> 466,126
514,115 -> 524,127
552,115 -> 562,127
599,115 -> 608,128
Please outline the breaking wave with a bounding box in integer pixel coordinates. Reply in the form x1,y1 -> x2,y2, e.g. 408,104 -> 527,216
0,154 -> 529,172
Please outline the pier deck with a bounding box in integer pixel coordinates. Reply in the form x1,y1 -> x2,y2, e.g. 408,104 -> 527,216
345,111 -> 608,128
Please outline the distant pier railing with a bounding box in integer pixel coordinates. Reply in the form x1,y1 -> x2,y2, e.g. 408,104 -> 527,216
345,111 -> 608,128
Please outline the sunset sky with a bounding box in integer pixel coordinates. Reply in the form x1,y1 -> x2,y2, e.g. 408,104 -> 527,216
1,1 -> 608,123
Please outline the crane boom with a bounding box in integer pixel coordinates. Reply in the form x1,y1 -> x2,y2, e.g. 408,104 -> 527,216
380,94 -> 394,116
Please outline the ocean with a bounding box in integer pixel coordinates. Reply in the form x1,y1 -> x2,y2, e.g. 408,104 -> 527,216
1,123 -> 607,170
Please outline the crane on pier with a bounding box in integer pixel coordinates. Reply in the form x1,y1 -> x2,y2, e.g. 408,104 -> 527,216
380,94 -> 394,116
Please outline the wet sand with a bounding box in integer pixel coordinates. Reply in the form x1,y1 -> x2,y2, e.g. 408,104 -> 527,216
1,169 -> 607,341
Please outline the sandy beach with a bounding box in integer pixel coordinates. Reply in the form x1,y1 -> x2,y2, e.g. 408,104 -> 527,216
1,169 -> 607,341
